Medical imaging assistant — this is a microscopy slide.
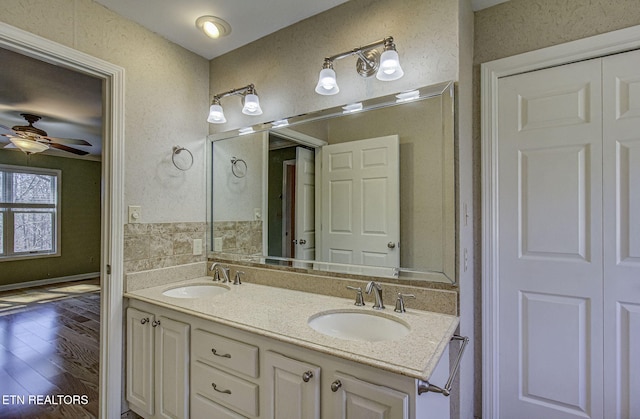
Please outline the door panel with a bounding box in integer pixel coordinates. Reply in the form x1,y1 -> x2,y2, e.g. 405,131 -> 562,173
603,49 -> 640,419
156,316 -> 189,419
497,58 -> 604,418
321,135 -> 399,269
126,308 -> 155,417
265,351 -> 320,419
295,147 -> 316,260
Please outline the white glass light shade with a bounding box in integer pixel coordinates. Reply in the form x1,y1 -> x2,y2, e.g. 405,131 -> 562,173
10,137 -> 49,154
376,50 -> 404,81
207,104 -> 226,124
242,94 -> 263,115
315,68 -> 339,95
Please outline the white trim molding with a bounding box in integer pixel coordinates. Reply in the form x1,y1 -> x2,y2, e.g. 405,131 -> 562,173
481,24 -> 640,419
0,22 -> 125,419
0,272 -> 100,292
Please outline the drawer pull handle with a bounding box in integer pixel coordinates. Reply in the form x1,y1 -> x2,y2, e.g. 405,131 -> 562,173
152,320 -> 161,327
140,318 -> 149,325
211,382 -> 232,395
331,380 -> 342,392
211,348 -> 231,358
302,371 -> 314,382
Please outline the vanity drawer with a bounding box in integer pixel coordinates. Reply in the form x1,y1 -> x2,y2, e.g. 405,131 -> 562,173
193,328 -> 259,378
192,361 -> 259,417
192,393 -> 247,419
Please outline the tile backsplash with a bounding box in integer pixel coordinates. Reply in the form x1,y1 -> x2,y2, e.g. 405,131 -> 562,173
124,222 -> 207,273
213,220 -> 262,255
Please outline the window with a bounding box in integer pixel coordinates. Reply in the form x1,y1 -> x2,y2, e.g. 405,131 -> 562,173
0,164 -> 61,261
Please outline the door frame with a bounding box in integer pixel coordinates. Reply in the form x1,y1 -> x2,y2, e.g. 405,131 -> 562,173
0,23 -> 125,418
481,24 -> 640,418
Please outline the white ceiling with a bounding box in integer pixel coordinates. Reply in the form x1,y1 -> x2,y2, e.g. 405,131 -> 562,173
94,0 -> 350,60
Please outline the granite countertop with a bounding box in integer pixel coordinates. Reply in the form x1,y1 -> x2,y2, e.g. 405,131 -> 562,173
125,277 -> 459,381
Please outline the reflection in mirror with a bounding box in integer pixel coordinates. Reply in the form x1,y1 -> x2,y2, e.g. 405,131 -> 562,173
209,81 -> 454,284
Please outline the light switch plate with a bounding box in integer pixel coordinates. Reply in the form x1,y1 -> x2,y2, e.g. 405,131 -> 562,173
128,205 -> 141,223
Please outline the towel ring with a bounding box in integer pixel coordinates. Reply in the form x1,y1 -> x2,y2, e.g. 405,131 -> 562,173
172,146 -> 193,171
231,157 -> 247,178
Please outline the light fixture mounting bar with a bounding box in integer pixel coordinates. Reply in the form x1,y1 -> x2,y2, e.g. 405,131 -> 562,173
324,36 -> 392,63
213,84 -> 257,102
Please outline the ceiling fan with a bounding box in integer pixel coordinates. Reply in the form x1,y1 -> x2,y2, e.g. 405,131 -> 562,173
0,113 -> 92,155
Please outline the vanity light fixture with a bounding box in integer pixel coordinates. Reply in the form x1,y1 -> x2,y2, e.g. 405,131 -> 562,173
342,103 -> 363,114
272,119 -> 289,128
315,36 -> 404,96
208,84 -> 263,124
238,127 -> 255,136
196,15 -> 231,39
395,89 -> 420,103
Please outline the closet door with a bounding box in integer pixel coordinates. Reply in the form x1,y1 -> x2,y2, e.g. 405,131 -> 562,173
603,49 -> 640,419
496,59 -> 604,418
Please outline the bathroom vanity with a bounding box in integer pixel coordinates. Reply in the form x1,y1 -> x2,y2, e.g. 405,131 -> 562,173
125,277 -> 460,419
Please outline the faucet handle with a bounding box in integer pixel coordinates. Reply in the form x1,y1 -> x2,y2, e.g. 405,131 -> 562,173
346,286 -> 365,306
394,293 -> 416,313
233,271 -> 244,285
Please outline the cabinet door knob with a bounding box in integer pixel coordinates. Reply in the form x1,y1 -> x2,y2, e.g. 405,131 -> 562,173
331,380 -> 342,392
302,371 -> 313,382
152,320 -> 161,327
140,318 -> 149,325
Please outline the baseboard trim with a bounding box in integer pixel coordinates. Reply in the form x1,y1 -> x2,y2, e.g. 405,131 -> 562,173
0,272 -> 100,292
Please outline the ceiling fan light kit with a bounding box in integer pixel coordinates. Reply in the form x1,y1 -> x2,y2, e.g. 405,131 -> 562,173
0,113 -> 91,156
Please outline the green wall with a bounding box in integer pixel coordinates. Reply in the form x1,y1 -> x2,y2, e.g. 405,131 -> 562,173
0,150 -> 101,286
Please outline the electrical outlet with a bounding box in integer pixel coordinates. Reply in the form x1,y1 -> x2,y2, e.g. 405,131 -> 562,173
192,239 -> 203,256
128,205 -> 141,223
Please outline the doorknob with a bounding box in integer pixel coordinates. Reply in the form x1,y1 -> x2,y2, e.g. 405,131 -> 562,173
387,242 -> 396,249
299,239 -> 306,245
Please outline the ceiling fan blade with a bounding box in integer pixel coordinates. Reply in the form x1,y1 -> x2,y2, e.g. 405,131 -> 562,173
49,142 -> 90,155
43,136 -> 92,146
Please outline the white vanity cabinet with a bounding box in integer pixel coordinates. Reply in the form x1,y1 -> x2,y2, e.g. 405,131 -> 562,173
126,306 -> 190,419
264,351 -> 321,419
329,372 -> 409,419
126,299 -> 454,419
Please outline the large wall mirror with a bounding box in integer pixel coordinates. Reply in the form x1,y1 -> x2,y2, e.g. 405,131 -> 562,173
208,81 -> 455,284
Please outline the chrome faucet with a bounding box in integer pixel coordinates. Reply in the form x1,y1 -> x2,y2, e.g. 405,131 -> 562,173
365,281 -> 385,310
209,263 -> 230,283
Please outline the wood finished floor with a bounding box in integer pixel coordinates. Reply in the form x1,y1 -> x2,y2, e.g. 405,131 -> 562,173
0,279 -> 100,419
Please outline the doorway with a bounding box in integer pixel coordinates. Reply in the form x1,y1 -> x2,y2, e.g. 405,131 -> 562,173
0,22 -> 125,417
482,25 -> 640,419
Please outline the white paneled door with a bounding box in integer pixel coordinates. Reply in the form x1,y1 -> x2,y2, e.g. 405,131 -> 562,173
321,135 -> 400,268
294,147 -> 316,261
494,49 -> 640,418
602,49 -> 640,419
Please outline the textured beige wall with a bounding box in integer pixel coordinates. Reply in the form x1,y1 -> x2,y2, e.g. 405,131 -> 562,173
0,0 -> 210,223
209,0 -> 460,131
475,0 -> 640,64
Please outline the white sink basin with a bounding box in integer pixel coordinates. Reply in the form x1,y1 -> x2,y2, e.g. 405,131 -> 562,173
162,284 -> 230,299
308,310 -> 410,342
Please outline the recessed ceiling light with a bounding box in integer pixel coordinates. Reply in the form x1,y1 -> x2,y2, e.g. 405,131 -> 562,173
195,16 -> 231,39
